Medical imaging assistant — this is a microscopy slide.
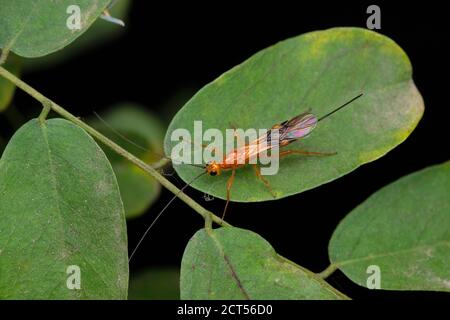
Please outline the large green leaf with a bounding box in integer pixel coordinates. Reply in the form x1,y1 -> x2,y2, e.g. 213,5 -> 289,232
90,104 -> 165,219
329,161 -> 450,292
0,53 -> 21,112
0,0 -> 110,58
22,0 -> 131,71
164,27 -> 424,202
128,268 -> 180,300
0,118 -> 128,299
180,227 -> 348,300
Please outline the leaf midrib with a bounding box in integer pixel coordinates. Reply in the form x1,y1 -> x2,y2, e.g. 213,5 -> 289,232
208,231 -> 251,299
39,121 -> 78,299
333,241 -> 450,267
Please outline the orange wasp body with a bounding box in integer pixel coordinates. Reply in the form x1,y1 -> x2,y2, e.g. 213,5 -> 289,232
196,94 -> 364,218
201,112 -> 333,218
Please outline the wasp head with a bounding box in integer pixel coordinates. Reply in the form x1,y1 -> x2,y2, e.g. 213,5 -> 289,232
206,161 -> 221,176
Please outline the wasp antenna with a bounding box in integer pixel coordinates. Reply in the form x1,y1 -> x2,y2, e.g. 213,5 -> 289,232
187,164 -> 207,169
128,171 -> 207,262
172,161 -> 205,169
93,111 -> 148,152
318,93 -> 363,122
93,111 -> 172,163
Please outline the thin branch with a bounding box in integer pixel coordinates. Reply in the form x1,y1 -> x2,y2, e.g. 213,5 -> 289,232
0,65 -> 230,227
151,156 -> 171,170
317,263 -> 339,279
38,101 -> 52,124
0,48 -> 10,65
277,255 -> 348,298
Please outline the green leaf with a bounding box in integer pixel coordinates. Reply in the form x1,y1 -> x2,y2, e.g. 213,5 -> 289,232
128,268 -> 180,300
0,53 -> 21,112
180,227 -> 348,300
0,118 -> 128,299
113,162 -> 160,219
329,161 -> 450,292
22,0 -> 131,71
0,0 -> 110,58
90,104 -> 165,219
164,27 -> 424,202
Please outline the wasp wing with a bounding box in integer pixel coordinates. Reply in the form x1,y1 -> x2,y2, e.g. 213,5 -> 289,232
266,112 -> 318,147
228,112 -> 318,163
281,112 -> 317,140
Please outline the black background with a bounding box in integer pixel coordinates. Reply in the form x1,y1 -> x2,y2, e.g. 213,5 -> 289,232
5,1 -> 450,300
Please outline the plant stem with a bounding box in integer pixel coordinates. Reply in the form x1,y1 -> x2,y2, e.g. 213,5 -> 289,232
0,65 -> 230,227
204,212 -> 213,234
151,156 -> 171,170
0,48 -> 10,65
38,101 -> 52,124
277,255 -> 349,299
317,263 -> 339,279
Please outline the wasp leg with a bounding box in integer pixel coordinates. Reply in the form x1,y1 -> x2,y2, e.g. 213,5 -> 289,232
252,164 -> 276,198
279,150 -> 337,157
222,167 -> 236,220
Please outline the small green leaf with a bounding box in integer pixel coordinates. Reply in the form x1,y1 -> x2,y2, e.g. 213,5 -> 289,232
0,0 -> 111,58
165,27 -> 424,202
90,104 -> 165,219
128,268 -> 180,300
96,104 -> 165,156
0,53 -> 21,112
113,162 -> 160,219
0,119 -> 128,299
180,227 -> 348,300
329,161 -> 450,292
